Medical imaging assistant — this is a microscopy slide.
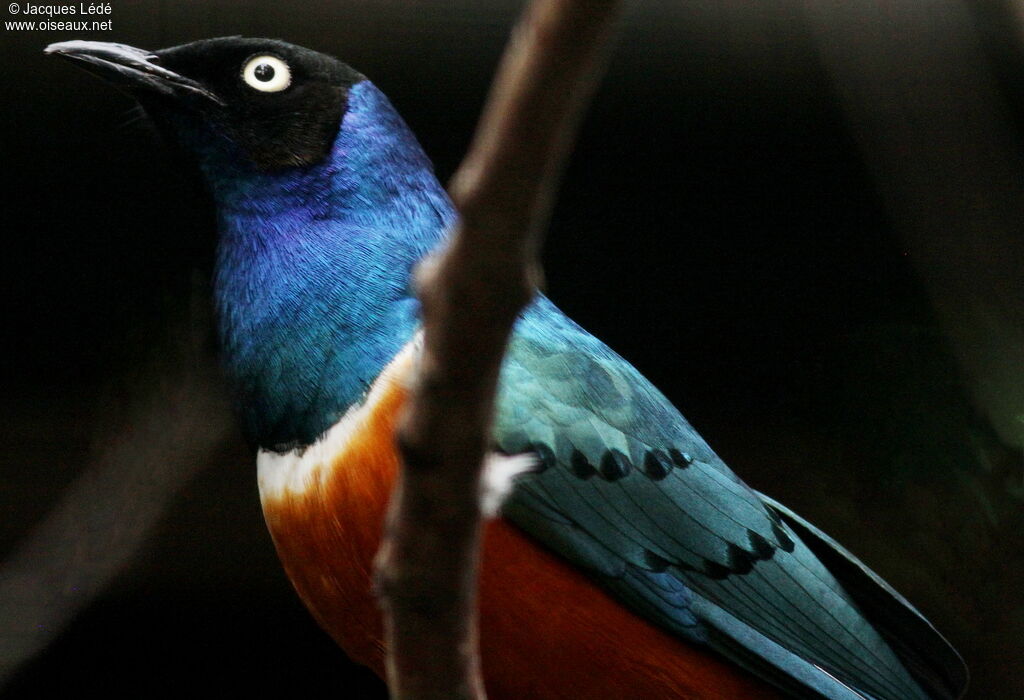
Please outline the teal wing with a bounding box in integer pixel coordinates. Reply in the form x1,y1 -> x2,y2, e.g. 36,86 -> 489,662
493,296 -> 965,700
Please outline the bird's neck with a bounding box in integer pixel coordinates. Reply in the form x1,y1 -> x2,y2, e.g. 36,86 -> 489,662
209,81 -> 454,451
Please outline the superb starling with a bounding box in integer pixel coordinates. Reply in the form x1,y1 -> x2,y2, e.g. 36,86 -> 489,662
47,37 -> 966,699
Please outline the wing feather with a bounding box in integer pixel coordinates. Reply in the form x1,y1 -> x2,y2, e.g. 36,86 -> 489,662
493,297 -> 960,699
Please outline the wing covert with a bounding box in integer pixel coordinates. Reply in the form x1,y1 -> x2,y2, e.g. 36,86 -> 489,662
493,296 -> 947,700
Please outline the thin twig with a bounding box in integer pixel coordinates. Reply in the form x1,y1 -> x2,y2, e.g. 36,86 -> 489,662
373,1 -> 622,698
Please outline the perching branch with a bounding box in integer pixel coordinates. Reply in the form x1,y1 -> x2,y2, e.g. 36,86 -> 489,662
373,1 -> 623,698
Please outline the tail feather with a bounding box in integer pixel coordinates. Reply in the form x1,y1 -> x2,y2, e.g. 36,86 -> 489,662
756,492 -> 968,700
692,591 -> 874,700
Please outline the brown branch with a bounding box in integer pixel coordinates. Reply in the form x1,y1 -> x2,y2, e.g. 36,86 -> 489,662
372,1 -> 623,698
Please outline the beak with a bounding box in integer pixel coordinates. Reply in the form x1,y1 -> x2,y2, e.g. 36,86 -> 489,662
45,40 -> 224,106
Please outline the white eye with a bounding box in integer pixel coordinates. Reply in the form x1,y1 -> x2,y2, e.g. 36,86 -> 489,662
241,55 -> 291,93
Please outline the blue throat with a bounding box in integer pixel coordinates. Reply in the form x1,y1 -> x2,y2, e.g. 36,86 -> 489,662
205,81 -> 454,450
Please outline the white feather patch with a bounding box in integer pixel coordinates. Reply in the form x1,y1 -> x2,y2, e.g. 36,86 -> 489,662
257,337 -> 419,502
480,453 -> 537,518
256,331 -> 531,517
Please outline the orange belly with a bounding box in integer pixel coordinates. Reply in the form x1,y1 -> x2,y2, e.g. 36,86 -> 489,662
259,368 -> 782,699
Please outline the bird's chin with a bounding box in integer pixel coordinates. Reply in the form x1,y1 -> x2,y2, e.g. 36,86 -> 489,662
45,40 -> 224,107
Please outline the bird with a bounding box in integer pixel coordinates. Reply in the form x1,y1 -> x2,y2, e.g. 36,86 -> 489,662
47,37 -> 967,699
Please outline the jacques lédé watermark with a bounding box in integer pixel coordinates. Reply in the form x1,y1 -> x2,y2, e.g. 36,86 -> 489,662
6,3 -> 112,31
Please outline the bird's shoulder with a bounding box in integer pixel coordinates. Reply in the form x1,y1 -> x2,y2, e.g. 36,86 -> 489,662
495,295 -> 789,577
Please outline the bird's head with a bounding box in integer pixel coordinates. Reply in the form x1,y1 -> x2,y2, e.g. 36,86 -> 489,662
46,37 -> 364,172
47,37 -> 451,450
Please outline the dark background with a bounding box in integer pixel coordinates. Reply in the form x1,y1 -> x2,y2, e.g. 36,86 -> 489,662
2,0 -> 1022,697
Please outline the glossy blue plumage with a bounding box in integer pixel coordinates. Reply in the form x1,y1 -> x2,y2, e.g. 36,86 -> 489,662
208,82 -> 452,447
203,78 -> 963,699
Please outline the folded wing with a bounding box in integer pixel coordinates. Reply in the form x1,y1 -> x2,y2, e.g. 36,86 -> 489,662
494,296 -> 966,700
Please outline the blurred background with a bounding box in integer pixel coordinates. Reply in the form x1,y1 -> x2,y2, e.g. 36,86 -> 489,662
2,0 -> 1022,697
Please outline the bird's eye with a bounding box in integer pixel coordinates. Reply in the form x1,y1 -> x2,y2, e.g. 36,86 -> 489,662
241,55 -> 291,93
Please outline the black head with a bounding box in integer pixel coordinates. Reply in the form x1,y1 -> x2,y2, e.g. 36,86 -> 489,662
46,37 -> 364,170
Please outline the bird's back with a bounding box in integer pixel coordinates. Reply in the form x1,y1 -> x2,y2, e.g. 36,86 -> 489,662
258,294 -> 965,699
256,338 -> 786,699
493,296 -> 965,700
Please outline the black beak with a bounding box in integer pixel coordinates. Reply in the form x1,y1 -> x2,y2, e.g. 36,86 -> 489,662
45,40 -> 224,106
